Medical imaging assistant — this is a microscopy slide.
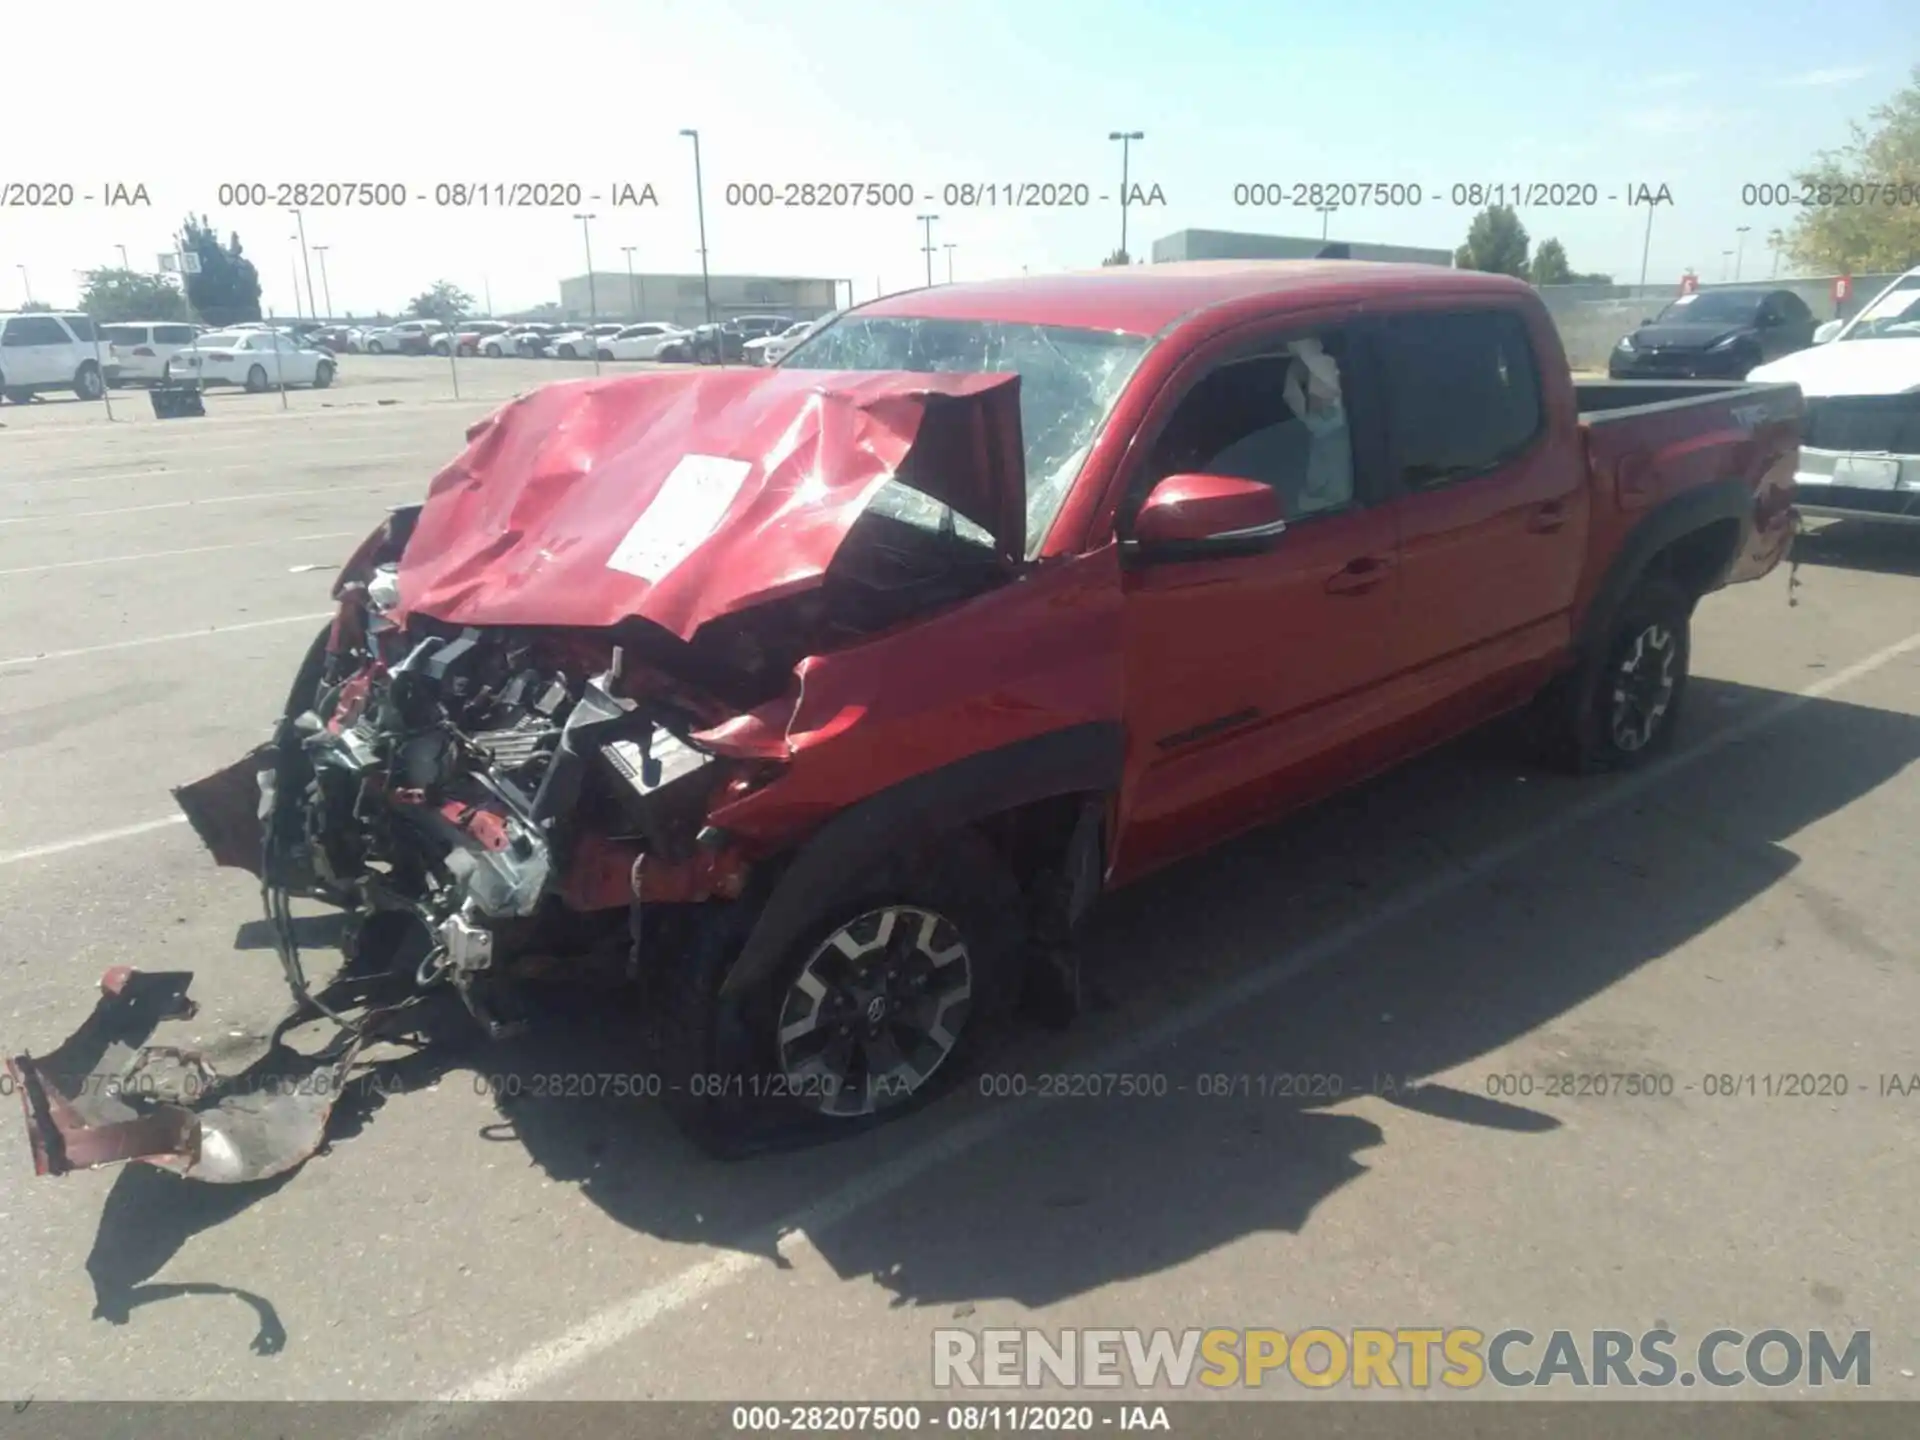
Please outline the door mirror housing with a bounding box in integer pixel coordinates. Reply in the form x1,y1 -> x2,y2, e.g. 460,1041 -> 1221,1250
1812,319 -> 1844,345
1133,473 -> 1286,556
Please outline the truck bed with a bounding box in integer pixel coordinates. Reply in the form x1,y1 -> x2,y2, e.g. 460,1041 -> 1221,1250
1573,377 -> 1797,421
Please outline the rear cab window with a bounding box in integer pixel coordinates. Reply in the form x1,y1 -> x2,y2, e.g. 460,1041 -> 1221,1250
155,325 -> 197,345
1375,308 -> 1544,489
102,325 -> 148,346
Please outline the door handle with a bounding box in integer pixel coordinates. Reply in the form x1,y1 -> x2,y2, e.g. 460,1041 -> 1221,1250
1527,501 -> 1569,533
1324,555 -> 1396,595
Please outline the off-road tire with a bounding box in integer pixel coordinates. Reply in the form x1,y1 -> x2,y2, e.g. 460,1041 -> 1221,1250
1534,577 -> 1692,773
651,828 -> 1024,1157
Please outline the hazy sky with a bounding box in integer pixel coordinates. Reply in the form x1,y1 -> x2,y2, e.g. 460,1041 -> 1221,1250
4,0 -> 1912,316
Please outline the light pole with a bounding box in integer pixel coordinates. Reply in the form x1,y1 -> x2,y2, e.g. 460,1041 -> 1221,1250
1638,202 -> 1657,289
621,245 -> 639,318
116,244 -> 130,270
1315,203 -> 1337,240
289,242 -> 305,321
917,214 -> 939,287
1721,250 -> 1733,283
943,243 -> 957,283
290,207 -> 318,320
1109,130 -> 1144,261
575,212 -> 600,373
312,246 -> 335,319
679,129 -> 714,326
1734,226 -> 1751,282
17,265 -> 32,305
1768,229 -> 1786,279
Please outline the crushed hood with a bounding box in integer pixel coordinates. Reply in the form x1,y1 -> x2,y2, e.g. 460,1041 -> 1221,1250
393,368 -> 1026,640
1749,337 -> 1920,397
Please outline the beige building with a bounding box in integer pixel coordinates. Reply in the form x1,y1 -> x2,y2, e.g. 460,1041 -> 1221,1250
557,272 -> 843,327
1151,227 -> 1453,267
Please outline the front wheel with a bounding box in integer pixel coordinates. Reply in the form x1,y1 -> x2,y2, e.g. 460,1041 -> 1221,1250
313,361 -> 335,389
658,830 -> 1022,1154
367,340 -> 385,355
245,364 -> 270,393
1534,577 -> 1692,773
73,362 -> 104,401
597,349 -> 614,361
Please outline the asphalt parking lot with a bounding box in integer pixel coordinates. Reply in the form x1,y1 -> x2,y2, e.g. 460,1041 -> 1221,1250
1,385 -> 1917,1417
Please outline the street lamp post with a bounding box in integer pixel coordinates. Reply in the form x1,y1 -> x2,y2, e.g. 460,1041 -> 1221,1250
1315,203 -> 1337,240
917,214 -> 939,287
289,244 -> 305,321
1109,130 -> 1144,261
1721,250 -> 1734,283
679,129 -> 714,326
17,265 -> 33,305
312,246 -> 335,320
1638,202 -> 1657,289
575,212 -> 600,374
116,244 -> 130,270
1734,226 -> 1751,282
621,245 -> 639,319
944,243 -> 957,283
290,207 -> 318,320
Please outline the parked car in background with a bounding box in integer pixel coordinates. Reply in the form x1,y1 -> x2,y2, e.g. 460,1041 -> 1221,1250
363,320 -> 446,355
744,319 -> 815,366
545,323 -> 626,359
1610,287 -> 1817,380
442,321 -> 513,356
310,325 -> 358,354
1750,265 -> 1920,528
98,321 -> 201,384
597,321 -> 688,361
662,321 -> 746,364
733,314 -> 793,342
493,324 -> 560,357
170,329 -> 338,391
0,311 -> 113,401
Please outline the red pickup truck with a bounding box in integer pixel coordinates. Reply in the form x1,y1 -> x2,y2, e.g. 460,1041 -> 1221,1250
12,262 -> 1801,1181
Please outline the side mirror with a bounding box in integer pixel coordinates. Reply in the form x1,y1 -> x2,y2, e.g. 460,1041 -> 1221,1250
1639,316 -> 1653,326
1812,319 -> 1844,345
1133,473 -> 1286,554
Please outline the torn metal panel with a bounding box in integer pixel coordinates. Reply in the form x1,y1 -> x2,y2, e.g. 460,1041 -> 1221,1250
172,744 -> 272,875
389,368 -> 1027,642
7,968 -> 369,1184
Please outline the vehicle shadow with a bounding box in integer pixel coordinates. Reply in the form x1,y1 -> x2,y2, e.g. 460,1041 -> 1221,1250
78,677 -> 1920,1341
1792,519 -> 1920,577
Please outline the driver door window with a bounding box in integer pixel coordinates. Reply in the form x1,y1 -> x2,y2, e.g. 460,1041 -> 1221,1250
1129,335 -> 1363,533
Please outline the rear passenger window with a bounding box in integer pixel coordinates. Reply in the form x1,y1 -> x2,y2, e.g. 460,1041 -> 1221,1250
155,325 -> 196,345
1142,332 -> 1357,522
63,316 -> 97,343
1380,309 -> 1542,489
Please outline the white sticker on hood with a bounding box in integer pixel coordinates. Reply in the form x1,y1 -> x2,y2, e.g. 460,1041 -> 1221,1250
606,453 -> 752,583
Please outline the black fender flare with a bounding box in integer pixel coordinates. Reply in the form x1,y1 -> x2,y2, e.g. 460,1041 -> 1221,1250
1574,477 -> 1752,666
716,721 -> 1125,1002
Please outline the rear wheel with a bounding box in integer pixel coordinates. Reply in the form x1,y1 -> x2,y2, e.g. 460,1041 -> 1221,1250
1535,577 -> 1692,773
483,342 -> 503,357
245,364 -> 270,393
313,360 -> 335,389
73,362 -> 104,401
367,340 -> 385,355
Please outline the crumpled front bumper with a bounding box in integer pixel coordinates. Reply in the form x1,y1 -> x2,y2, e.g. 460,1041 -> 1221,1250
7,966 -> 369,1185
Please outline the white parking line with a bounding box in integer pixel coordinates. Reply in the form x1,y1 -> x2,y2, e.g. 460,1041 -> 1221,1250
0,611 -> 333,669
0,532 -> 357,578
0,481 -> 418,525
375,624 -> 1920,1431
0,815 -> 189,869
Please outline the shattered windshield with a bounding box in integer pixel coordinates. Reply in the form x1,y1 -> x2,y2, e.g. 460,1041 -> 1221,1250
780,314 -> 1151,557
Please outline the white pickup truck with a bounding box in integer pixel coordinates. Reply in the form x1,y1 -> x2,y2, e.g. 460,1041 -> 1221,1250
1751,267 -> 1920,527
